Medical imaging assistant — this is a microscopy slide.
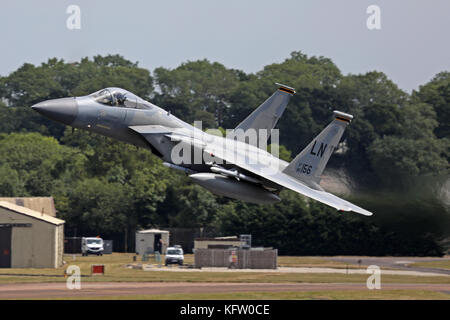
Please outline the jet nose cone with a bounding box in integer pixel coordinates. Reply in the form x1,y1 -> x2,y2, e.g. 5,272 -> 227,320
32,98 -> 78,125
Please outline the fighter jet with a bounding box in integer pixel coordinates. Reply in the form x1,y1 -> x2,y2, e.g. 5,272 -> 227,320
32,84 -> 372,216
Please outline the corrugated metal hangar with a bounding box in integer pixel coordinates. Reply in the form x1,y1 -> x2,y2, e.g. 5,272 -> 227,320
0,201 -> 65,268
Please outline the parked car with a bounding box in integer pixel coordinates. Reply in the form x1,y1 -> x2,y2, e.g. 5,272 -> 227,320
165,246 -> 184,266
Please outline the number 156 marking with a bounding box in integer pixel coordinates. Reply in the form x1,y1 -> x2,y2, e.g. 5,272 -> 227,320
296,163 -> 312,175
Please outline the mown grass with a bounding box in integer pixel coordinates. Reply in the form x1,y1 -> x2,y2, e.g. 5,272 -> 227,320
411,260 -> 450,270
0,253 -> 448,285
277,256 -> 363,269
2,273 -> 448,285
46,290 -> 450,300
0,253 -> 352,279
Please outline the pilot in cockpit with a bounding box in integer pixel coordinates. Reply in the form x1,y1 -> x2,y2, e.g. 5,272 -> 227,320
91,88 -> 149,109
114,92 -> 127,105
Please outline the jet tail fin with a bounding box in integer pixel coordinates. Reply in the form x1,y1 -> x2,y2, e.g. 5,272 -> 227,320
228,83 -> 295,147
283,111 -> 353,188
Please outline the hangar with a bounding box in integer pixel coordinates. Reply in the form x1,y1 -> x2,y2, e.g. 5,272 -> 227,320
0,201 -> 65,268
0,197 -> 57,217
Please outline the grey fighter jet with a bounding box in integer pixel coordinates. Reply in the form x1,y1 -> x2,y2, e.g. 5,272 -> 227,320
32,84 -> 372,216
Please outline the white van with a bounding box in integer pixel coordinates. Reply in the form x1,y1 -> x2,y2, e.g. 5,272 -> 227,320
81,237 -> 104,256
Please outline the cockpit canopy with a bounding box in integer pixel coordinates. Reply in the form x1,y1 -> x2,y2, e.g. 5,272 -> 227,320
89,87 -> 151,109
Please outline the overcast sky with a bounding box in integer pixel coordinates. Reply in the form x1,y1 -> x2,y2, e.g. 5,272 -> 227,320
1,0 -> 449,93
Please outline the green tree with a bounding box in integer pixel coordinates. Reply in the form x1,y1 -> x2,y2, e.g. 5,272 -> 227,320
337,71 -> 408,113
163,184 -> 220,229
0,132 -> 87,196
62,178 -> 133,250
0,164 -> 26,196
413,72 -> 450,138
367,103 -> 448,184
154,60 -> 242,127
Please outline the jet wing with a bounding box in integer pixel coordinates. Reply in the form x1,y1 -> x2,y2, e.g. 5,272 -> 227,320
129,125 -> 204,147
204,145 -> 373,216
129,125 -> 207,156
129,125 -> 173,135
164,133 -> 207,148
261,171 -> 372,216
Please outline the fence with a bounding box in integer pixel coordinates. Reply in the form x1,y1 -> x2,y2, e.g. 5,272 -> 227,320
194,248 -> 277,269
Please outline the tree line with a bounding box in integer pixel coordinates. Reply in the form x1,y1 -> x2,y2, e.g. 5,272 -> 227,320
0,53 -> 448,255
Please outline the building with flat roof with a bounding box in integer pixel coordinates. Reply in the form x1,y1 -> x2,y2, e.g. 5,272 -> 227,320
135,229 -> 169,254
194,236 -> 246,250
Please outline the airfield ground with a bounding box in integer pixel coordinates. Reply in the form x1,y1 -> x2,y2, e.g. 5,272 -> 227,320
0,254 -> 449,300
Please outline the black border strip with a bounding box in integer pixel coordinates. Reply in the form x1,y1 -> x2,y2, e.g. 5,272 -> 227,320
335,116 -> 351,123
278,87 -> 295,95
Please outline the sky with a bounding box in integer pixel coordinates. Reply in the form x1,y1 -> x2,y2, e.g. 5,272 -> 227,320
0,0 -> 449,93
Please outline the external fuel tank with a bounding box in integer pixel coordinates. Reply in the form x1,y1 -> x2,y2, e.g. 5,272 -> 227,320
189,173 -> 280,204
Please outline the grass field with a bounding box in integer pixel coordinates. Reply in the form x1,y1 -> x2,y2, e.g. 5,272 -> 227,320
1,253 -> 449,300
47,290 -> 450,300
0,253 -> 448,285
277,256 -> 364,269
411,260 -> 450,270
